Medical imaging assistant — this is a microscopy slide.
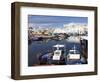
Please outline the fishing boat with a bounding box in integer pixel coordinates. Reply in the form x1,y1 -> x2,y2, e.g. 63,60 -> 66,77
67,45 -> 80,60
38,44 -> 66,65
66,45 -> 82,64
51,44 -> 66,65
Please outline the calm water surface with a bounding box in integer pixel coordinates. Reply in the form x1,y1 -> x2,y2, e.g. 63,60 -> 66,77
28,37 -> 81,66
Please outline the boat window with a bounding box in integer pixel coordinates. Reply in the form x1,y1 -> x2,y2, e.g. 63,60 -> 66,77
69,51 -> 80,54
55,52 -> 60,55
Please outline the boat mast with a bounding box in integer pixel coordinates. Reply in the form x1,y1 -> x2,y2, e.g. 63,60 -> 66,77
74,45 -> 76,54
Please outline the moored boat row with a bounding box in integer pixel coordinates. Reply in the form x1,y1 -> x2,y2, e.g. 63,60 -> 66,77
37,43 -> 87,65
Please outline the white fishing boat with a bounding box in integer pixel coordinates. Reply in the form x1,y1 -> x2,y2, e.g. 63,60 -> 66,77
38,44 -> 66,65
67,45 -> 80,60
51,44 -> 66,64
52,44 -> 65,61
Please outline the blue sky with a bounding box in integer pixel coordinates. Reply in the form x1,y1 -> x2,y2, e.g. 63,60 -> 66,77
28,15 -> 88,28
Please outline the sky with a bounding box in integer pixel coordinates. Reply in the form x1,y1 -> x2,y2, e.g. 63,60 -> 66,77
28,15 -> 88,28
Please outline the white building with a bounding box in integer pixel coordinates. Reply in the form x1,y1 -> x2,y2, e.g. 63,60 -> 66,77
63,23 -> 88,34
53,28 -> 66,34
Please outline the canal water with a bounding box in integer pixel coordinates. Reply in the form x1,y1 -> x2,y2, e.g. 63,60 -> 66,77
28,36 -> 81,66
